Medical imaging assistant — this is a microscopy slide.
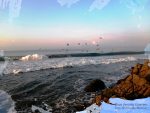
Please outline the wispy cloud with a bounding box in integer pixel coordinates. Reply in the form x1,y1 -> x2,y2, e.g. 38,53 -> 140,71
89,0 -> 111,11
121,0 -> 148,14
0,0 -> 22,23
121,0 -> 149,29
57,0 -> 81,8
0,0 -> 9,9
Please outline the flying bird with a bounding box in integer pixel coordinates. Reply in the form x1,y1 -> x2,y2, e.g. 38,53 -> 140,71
67,43 -> 69,46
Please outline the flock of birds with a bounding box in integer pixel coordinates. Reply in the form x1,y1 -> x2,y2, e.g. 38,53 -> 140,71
64,37 -> 103,53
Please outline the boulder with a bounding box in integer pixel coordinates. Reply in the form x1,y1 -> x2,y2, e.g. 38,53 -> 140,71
84,79 -> 106,92
139,61 -> 150,77
131,64 -> 142,75
145,70 -> 150,82
131,74 -> 147,86
0,57 -> 5,61
94,61 -> 150,105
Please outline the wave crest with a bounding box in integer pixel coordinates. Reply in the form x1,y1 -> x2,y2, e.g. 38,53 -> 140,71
4,56 -> 137,75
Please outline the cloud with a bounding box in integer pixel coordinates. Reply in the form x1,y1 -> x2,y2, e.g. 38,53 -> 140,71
0,0 -> 22,23
121,0 -> 149,13
57,0 -> 81,8
89,0 -> 111,11
9,0 -> 22,22
0,0 -> 9,9
121,0 -> 149,29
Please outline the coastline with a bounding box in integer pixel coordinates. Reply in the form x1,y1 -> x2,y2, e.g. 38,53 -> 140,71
0,57 -> 149,113
94,60 -> 150,104
78,60 -> 150,113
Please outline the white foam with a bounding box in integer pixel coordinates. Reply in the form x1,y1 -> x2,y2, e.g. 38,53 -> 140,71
32,105 -> 52,113
145,44 -> 150,64
0,90 -> 16,113
12,69 -> 22,75
0,50 -> 9,76
20,54 -> 44,61
3,55 -> 137,75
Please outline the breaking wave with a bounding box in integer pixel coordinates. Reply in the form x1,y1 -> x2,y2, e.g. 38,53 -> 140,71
3,55 -> 137,75
20,54 -> 47,61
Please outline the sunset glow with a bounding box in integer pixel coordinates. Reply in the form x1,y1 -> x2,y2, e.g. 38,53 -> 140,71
0,0 -> 150,51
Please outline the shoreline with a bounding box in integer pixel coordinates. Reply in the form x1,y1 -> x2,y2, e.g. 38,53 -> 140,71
77,60 -> 150,112
91,60 -> 150,111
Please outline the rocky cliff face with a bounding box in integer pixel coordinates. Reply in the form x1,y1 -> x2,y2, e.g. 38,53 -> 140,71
94,60 -> 150,105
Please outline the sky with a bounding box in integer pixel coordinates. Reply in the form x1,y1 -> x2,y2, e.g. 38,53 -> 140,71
0,0 -> 150,51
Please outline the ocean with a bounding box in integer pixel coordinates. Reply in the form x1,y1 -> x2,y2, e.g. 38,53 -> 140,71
0,50 -> 147,113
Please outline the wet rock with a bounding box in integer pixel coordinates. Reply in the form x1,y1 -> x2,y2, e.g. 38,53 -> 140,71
0,57 -> 5,61
74,104 -> 87,111
131,63 -> 142,75
100,88 -> 112,99
94,61 -> 150,105
34,109 -> 41,113
14,100 -> 41,111
139,61 -> 150,77
145,70 -> 150,82
133,74 -> 147,86
84,79 -> 106,92
95,95 -> 102,105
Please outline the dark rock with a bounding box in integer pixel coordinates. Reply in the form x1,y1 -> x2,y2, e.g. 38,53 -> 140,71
34,109 -> 41,113
74,103 -> 91,111
0,57 -> 5,61
74,104 -> 85,111
84,79 -> 106,92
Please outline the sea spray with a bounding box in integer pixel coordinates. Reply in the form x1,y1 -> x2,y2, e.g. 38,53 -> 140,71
144,44 -> 150,66
20,54 -> 44,61
0,50 -> 9,76
4,56 -> 137,75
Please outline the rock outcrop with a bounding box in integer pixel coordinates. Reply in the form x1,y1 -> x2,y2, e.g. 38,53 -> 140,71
84,79 -> 106,92
94,60 -> 150,105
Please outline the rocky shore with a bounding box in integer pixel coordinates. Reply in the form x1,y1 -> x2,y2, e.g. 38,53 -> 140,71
1,59 -> 149,113
93,60 -> 150,106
